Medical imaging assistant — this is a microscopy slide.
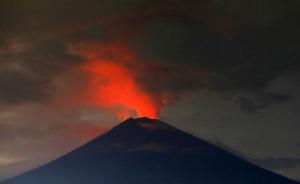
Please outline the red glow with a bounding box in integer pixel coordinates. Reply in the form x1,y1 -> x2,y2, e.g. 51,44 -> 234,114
78,43 -> 161,120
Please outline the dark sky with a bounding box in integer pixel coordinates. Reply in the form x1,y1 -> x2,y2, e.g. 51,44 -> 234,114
0,0 -> 300,181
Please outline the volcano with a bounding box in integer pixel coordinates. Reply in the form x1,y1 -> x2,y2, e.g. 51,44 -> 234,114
2,117 -> 299,184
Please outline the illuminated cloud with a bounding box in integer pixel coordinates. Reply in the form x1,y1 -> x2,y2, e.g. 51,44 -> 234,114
0,0 -> 299,181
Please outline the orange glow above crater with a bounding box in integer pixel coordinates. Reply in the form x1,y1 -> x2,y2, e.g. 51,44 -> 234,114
78,43 -> 160,120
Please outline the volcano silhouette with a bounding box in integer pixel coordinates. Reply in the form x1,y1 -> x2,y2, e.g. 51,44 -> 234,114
2,117 -> 299,184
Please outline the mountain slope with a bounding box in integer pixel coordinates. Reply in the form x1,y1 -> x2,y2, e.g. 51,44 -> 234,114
2,117 -> 299,184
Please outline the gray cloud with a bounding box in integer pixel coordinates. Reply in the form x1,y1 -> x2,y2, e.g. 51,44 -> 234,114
1,0 -> 299,111
0,39 -> 83,105
0,71 -> 44,105
249,157 -> 300,170
124,0 -> 300,113
227,92 -> 291,113
0,0 -> 300,181
213,141 -> 300,170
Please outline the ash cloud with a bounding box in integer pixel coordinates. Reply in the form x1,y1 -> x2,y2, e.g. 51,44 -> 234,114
0,39 -> 83,105
0,71 -> 44,105
0,0 -> 300,181
127,0 -> 300,111
1,0 -> 299,111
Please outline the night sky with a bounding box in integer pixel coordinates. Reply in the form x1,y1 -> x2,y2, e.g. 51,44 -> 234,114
0,0 -> 300,181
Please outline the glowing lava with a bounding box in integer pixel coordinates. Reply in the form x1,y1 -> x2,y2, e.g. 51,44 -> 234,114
78,43 -> 160,120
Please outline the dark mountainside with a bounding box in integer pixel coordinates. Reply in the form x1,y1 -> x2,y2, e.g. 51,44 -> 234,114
2,117 -> 299,184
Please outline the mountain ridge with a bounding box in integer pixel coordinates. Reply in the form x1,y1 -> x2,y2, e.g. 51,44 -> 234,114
2,117 -> 299,184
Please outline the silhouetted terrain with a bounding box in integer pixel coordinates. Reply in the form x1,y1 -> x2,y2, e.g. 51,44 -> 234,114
2,117 -> 299,184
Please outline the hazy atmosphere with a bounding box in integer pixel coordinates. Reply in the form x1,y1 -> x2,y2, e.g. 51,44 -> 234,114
0,0 -> 300,181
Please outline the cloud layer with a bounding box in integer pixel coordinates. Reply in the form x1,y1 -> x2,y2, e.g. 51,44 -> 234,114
0,0 -> 300,181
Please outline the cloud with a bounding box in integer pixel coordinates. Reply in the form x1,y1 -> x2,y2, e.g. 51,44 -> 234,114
127,0 -> 300,111
0,159 -> 46,181
249,157 -> 300,170
0,0 -> 299,112
131,19 -> 300,89
0,155 -> 21,166
0,71 -> 44,105
0,0 -> 299,182
215,0 -> 300,28
228,92 -> 291,113
0,102 -> 114,182
0,39 -> 83,105
214,141 -> 300,170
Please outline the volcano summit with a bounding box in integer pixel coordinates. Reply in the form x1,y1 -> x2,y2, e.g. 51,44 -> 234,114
2,117 -> 299,184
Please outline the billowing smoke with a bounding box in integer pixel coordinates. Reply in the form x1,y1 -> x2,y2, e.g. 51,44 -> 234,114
69,42 -> 169,119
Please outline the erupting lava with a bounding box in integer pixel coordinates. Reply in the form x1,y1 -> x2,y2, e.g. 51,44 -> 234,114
78,43 -> 161,120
